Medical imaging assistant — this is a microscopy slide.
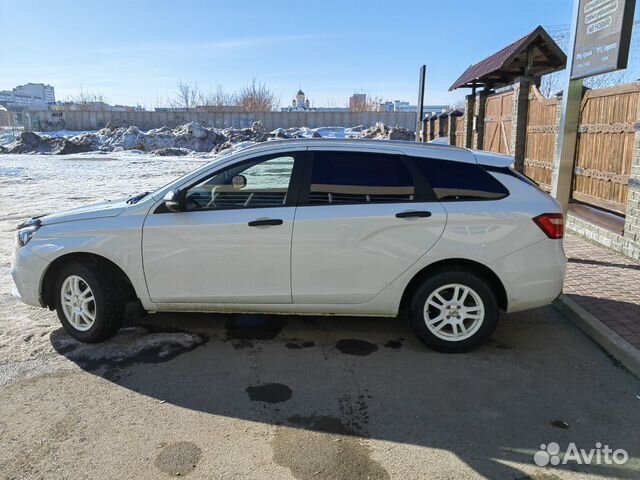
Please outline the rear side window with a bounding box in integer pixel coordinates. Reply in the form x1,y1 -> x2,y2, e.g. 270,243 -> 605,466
414,158 -> 509,201
307,152 -> 415,205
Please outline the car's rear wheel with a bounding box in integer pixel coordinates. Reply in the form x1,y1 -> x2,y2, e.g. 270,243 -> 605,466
54,263 -> 124,343
409,268 -> 498,353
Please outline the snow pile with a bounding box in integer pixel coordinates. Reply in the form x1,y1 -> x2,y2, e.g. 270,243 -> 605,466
2,121 -> 413,155
361,122 -> 416,141
51,327 -> 207,367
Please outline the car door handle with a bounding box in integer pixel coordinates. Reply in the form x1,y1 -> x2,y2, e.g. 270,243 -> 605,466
248,218 -> 284,227
395,210 -> 432,219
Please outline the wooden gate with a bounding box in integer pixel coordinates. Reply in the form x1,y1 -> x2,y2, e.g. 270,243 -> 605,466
455,115 -> 465,147
524,86 -> 559,191
483,90 -> 513,154
572,84 -> 639,215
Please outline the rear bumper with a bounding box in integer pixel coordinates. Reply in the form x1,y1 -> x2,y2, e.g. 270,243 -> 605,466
489,239 -> 567,313
10,246 -> 50,308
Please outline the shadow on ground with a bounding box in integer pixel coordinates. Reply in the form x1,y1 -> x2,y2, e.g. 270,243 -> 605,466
51,307 -> 640,479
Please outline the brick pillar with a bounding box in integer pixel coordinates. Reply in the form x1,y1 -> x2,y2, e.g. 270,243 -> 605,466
510,77 -> 532,172
448,113 -> 457,146
464,95 -> 475,148
421,118 -> 428,142
473,91 -> 489,150
550,99 -> 563,190
623,110 -> 640,245
428,116 -> 436,141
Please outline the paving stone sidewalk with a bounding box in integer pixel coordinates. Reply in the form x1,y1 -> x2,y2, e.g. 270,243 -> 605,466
563,232 -> 640,350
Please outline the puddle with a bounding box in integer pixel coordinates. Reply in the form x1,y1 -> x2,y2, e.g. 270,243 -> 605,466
384,340 -> 402,349
285,341 -> 315,350
154,441 -> 202,476
550,420 -> 569,429
335,339 -> 378,356
246,383 -> 292,403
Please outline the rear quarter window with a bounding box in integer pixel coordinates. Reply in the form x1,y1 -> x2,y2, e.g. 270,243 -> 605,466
413,157 -> 509,201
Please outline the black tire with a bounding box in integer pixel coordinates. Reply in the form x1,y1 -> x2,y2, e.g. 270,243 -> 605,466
54,262 -> 124,343
408,268 -> 498,353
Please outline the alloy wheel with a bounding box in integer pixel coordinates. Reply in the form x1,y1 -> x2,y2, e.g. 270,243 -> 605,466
423,283 -> 485,341
60,275 -> 96,332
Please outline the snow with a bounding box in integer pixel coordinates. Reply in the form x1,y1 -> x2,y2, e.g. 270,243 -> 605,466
0,152 -> 208,384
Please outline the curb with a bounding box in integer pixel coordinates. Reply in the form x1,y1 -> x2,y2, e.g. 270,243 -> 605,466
554,295 -> 640,378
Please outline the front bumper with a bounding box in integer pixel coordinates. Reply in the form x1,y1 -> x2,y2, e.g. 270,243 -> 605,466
10,245 -> 50,308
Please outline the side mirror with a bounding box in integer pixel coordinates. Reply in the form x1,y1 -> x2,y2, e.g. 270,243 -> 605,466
163,189 -> 184,212
232,175 -> 247,190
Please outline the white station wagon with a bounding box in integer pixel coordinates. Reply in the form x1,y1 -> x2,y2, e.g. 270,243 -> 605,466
11,139 -> 567,352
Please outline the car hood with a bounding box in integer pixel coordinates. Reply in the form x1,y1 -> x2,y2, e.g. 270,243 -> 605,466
39,199 -> 128,225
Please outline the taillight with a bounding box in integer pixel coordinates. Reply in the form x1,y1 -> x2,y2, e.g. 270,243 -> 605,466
533,213 -> 564,239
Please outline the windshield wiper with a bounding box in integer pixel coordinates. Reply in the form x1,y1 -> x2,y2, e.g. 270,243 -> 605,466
126,191 -> 150,204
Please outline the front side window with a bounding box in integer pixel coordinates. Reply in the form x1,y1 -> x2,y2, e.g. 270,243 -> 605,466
307,152 -> 415,205
185,155 -> 294,210
413,158 -> 509,201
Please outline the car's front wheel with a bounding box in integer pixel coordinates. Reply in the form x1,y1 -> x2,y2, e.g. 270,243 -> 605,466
54,263 -> 124,343
409,268 -> 498,353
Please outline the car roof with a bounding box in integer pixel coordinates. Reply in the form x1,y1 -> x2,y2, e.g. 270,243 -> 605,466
235,138 -> 513,167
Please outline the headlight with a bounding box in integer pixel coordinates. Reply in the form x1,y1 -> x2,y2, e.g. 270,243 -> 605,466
16,225 -> 39,248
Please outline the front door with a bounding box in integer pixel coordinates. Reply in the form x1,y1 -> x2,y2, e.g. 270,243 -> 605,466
143,153 -> 299,304
291,151 -> 447,304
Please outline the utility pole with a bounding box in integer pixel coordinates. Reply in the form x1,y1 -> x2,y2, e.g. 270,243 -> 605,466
416,65 -> 426,142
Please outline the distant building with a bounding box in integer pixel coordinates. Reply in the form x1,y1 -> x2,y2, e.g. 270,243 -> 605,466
0,83 -> 55,108
349,93 -> 367,110
314,107 -> 349,112
14,83 -> 55,102
54,101 -> 146,112
377,100 -> 448,115
282,89 -> 313,112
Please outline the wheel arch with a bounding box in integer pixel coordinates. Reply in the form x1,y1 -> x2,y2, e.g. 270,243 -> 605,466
399,258 -> 508,313
41,252 -> 138,310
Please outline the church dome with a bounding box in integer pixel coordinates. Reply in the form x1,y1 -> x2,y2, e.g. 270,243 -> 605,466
297,89 -> 304,96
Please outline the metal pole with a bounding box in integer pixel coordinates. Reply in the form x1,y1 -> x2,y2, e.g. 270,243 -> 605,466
416,65 -> 426,142
551,0 -> 582,214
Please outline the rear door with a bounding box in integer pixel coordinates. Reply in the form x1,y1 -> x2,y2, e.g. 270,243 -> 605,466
291,151 -> 447,304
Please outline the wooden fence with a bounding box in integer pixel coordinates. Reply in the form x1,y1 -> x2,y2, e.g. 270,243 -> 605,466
572,83 -> 639,215
483,90 -> 514,154
455,115 -> 465,147
524,86 -> 559,191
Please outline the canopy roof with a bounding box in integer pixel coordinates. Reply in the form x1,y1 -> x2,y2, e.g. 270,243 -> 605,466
449,26 -> 566,91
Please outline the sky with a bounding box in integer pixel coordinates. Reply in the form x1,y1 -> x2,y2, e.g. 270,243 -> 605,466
1,0 -> 635,109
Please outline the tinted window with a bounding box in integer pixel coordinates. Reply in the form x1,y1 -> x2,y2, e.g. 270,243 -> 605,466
308,152 -> 415,205
414,158 -> 509,201
185,155 -> 294,210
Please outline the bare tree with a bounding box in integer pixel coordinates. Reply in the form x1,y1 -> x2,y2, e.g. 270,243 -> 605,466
539,72 -> 564,97
200,85 -> 236,112
170,81 -> 202,110
540,68 -> 633,97
61,88 -> 107,111
585,69 -> 633,89
236,79 -> 278,112
538,21 -> 640,97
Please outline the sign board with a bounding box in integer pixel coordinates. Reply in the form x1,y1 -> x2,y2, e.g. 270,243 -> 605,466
571,0 -> 636,79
